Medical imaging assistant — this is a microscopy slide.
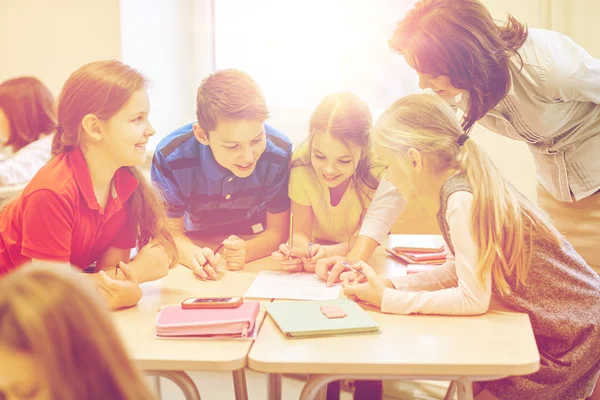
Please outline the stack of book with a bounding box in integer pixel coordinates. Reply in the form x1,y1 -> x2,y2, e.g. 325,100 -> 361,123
386,234 -> 448,267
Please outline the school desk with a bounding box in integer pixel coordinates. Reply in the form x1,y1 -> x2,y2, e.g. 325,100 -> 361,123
248,237 -> 540,400
111,256 -> 282,400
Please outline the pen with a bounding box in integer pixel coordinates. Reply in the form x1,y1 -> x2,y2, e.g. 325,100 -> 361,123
342,261 -> 366,279
288,212 -> 294,261
202,243 -> 224,268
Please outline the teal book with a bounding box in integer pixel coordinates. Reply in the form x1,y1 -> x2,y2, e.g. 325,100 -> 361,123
264,299 -> 380,338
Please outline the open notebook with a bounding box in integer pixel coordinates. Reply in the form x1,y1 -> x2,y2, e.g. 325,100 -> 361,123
265,299 -> 379,339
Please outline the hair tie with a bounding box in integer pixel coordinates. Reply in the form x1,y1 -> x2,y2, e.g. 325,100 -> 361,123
56,125 -> 64,134
457,134 -> 470,147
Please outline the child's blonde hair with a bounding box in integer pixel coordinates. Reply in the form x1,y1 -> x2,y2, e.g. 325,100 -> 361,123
0,263 -> 156,400
371,94 -> 561,295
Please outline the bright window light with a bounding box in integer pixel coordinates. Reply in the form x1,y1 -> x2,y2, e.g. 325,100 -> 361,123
214,0 -> 419,141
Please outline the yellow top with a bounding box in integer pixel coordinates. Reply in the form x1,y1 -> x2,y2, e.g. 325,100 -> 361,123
288,148 -> 383,243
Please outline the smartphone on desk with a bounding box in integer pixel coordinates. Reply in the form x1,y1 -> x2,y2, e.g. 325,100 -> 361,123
181,297 -> 243,309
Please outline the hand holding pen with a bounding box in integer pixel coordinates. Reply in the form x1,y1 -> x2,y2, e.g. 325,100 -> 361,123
273,241 -> 328,273
191,243 -> 224,280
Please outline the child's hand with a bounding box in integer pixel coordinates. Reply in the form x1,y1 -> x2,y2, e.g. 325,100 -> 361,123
177,241 -> 221,280
132,241 -> 170,282
341,261 -> 389,308
314,255 -> 348,285
272,243 -> 327,273
97,262 -> 143,309
222,235 -> 246,271
188,246 -> 222,280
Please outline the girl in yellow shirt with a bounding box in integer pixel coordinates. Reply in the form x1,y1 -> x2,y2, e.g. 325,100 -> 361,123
273,92 -> 383,272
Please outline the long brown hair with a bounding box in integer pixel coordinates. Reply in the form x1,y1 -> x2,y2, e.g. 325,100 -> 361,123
389,0 -> 528,133
0,262 -> 156,400
0,76 -> 56,151
52,60 -> 178,263
372,94 -> 561,295
292,93 -> 381,230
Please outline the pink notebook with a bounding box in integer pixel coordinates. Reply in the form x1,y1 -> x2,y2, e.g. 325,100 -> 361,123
156,301 -> 260,338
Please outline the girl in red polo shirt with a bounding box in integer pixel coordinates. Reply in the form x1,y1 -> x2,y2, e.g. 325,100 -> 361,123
0,60 -> 180,309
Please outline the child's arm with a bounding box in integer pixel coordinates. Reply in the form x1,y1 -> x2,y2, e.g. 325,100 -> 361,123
387,255 -> 459,292
379,191 -> 492,316
353,178 -> 407,257
96,243 -> 171,283
29,258 -> 143,310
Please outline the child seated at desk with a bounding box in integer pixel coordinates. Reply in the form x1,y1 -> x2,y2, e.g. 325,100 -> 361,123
337,94 -> 600,400
0,262 -> 157,399
273,92 -> 382,270
0,77 -> 56,187
151,69 -> 292,280
272,92 -> 384,400
0,60 -> 178,310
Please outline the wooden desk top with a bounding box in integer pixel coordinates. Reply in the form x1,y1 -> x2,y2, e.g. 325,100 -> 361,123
112,255 -> 281,371
248,239 -> 540,378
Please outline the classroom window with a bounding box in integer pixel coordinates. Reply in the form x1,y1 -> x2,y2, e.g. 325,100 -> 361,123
213,0 -> 419,144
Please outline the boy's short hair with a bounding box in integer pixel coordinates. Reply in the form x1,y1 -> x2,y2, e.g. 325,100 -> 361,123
196,69 -> 270,134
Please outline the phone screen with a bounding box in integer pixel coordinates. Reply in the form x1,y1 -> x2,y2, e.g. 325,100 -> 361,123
190,297 -> 233,303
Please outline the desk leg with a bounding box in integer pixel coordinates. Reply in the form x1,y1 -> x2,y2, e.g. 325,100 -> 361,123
267,373 -> 282,400
151,376 -> 162,399
444,381 -> 456,400
456,378 -> 474,400
300,375 -> 338,400
315,385 -> 327,400
233,369 -> 249,400
145,371 -> 201,400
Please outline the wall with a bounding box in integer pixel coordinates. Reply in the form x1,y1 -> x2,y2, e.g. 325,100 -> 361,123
0,0 -> 121,96
119,0 -> 214,148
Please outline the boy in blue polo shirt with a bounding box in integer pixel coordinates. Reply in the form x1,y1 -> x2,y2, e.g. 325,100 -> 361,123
151,69 -> 291,279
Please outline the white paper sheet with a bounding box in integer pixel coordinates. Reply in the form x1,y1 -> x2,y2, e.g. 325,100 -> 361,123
244,271 -> 342,300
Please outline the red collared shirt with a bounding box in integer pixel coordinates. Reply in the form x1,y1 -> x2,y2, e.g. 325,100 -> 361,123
0,149 -> 138,275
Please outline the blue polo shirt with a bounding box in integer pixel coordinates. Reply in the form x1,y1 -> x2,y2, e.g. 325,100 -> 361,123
151,123 -> 292,234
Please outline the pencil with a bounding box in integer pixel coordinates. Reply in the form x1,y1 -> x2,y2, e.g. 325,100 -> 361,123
342,261 -> 366,279
202,243 -> 224,268
288,212 -> 294,261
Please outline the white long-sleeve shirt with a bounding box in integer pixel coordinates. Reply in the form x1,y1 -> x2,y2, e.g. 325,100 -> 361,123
0,134 -> 53,187
380,191 -> 492,315
360,28 -> 600,245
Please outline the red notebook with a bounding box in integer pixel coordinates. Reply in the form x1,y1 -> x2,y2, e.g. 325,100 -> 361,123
385,248 -> 446,265
155,301 -> 260,338
400,249 -> 449,262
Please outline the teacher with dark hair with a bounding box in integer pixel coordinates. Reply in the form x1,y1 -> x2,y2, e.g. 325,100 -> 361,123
325,0 -> 600,281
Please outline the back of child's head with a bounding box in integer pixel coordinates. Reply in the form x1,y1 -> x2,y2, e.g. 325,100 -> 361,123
51,60 -> 178,265
0,263 -> 156,400
0,76 -> 56,151
195,69 -> 269,135
372,93 -> 561,294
